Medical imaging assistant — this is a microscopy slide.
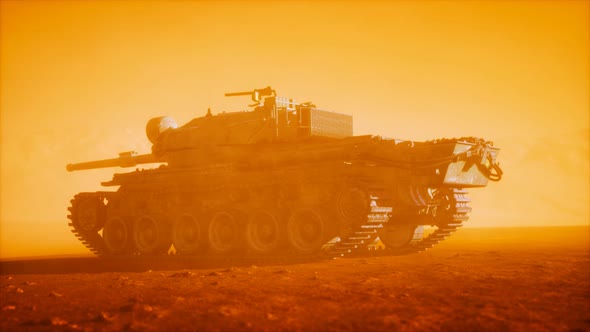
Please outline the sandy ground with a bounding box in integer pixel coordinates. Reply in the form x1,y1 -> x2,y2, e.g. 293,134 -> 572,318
1,226 -> 589,332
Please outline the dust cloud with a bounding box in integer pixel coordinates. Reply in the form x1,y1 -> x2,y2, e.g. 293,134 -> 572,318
1,1 -> 589,258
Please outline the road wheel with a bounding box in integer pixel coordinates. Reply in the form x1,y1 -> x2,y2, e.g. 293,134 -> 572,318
287,209 -> 324,254
172,213 -> 204,254
379,223 -> 420,249
103,216 -> 131,255
336,187 -> 369,222
246,210 -> 280,254
133,215 -> 169,255
208,211 -> 241,254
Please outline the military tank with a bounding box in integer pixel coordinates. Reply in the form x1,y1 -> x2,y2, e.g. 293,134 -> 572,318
66,87 -> 502,258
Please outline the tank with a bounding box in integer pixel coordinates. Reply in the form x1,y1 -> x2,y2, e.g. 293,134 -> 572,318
66,87 -> 503,258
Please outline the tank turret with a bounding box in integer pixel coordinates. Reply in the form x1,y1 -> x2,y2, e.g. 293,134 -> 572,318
68,87 -> 355,171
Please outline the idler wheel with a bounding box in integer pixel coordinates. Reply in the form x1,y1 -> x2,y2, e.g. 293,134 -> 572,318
172,213 -> 204,254
245,210 -> 280,254
208,211 -> 241,254
133,215 -> 169,255
103,216 -> 131,255
75,196 -> 106,233
287,209 -> 324,254
379,223 -> 420,249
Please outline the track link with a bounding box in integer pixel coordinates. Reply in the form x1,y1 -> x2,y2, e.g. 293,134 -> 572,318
323,188 -> 393,258
388,188 -> 470,255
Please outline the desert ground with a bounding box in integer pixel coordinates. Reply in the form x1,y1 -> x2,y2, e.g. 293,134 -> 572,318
1,226 -> 589,332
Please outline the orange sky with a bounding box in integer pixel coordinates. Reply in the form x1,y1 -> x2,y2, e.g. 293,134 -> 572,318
1,1 -> 588,258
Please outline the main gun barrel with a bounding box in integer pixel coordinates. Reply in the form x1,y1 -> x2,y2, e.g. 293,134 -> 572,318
66,151 -> 159,172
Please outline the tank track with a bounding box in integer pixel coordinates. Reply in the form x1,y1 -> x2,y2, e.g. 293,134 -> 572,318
323,189 -> 392,258
68,189 -> 469,260
67,190 -> 395,259
322,188 -> 470,257
387,188 -> 470,255
68,193 -> 108,256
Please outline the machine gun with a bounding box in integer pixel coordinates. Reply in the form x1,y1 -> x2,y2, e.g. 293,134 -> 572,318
225,86 -> 276,106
